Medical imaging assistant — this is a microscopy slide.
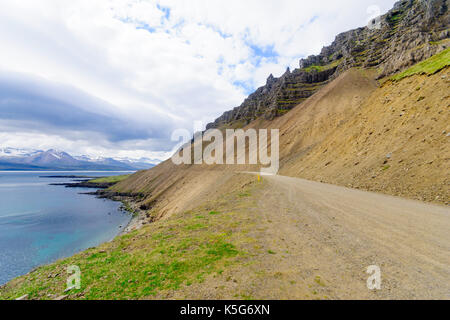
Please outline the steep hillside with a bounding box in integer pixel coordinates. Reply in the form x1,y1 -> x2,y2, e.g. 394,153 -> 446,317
280,68 -> 449,203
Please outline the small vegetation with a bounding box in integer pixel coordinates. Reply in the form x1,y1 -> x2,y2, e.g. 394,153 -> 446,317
387,10 -> 403,26
89,174 -> 131,184
0,180 -> 265,300
121,201 -> 138,217
391,48 -> 450,81
314,276 -> 326,287
0,207 -> 246,300
302,58 -> 343,73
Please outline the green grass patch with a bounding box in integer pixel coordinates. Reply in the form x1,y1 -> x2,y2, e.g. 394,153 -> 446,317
121,201 -> 138,217
89,174 -> 131,184
0,207 -> 245,300
314,276 -> 326,287
238,192 -> 251,198
302,58 -> 343,73
387,10 -> 403,25
391,48 -> 450,81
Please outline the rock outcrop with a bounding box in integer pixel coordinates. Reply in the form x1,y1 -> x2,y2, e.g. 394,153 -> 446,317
207,0 -> 449,129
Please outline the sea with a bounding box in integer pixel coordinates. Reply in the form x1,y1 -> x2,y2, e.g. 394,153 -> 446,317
0,171 -> 133,285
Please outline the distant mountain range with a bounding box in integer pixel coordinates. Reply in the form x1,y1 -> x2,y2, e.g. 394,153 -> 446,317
0,147 -> 157,171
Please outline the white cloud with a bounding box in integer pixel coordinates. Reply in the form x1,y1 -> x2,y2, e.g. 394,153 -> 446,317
0,0 -> 397,160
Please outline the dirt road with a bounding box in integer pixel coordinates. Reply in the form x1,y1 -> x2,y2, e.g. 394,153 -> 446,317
242,173 -> 450,299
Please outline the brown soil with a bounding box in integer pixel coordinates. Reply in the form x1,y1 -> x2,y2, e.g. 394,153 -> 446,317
278,68 -> 450,204
172,173 -> 450,299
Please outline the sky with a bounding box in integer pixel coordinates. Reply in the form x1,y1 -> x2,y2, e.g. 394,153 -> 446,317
0,0 -> 397,162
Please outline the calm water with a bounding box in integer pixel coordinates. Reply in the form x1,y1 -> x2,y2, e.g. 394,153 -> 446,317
0,171 -> 133,285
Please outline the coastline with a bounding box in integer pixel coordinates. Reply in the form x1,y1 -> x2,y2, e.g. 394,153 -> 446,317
52,176 -> 149,236
0,189 -> 145,296
0,173 -> 140,289
95,190 -> 148,236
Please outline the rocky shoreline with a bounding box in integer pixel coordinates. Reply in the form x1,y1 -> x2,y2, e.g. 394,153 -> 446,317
83,189 -> 151,234
49,181 -> 116,189
46,175 -> 151,234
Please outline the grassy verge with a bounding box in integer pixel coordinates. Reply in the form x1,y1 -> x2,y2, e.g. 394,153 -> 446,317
0,180 -> 261,300
89,174 -> 131,184
391,48 -> 450,81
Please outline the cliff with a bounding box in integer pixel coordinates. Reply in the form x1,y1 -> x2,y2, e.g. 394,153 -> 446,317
207,0 -> 449,129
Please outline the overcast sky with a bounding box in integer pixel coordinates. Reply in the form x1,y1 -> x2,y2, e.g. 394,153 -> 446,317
0,0 -> 397,161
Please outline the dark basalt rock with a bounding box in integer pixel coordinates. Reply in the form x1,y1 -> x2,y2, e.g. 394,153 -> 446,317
207,0 -> 449,130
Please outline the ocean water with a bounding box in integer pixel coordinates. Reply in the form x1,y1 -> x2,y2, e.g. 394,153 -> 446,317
0,171 -> 133,285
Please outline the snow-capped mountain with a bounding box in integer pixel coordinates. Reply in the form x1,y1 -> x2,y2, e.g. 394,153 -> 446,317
0,148 -> 156,171
26,149 -> 80,167
74,155 -> 160,165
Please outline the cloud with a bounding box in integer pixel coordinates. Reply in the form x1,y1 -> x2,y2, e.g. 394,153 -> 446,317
0,71 -> 171,142
0,0 -> 398,160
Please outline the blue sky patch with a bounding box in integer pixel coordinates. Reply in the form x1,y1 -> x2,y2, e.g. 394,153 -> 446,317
233,80 -> 254,95
157,4 -> 171,21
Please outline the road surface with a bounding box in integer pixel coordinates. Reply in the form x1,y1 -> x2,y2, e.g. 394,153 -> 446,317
248,173 -> 450,299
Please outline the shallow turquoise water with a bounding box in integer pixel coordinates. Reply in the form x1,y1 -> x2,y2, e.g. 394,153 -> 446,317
0,171 -> 133,285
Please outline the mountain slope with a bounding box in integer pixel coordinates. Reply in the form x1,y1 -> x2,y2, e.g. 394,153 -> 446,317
279,67 -> 449,203
109,65 -> 448,224
207,0 -> 449,129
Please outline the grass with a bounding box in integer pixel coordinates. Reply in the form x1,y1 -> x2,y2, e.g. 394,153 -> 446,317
302,58 -> 343,73
0,209 -> 242,300
0,181 -> 263,300
391,48 -> 450,81
387,10 -> 403,26
89,174 -> 131,184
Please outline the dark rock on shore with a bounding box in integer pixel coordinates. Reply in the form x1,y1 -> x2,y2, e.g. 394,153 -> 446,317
50,181 -> 116,189
40,175 -> 101,179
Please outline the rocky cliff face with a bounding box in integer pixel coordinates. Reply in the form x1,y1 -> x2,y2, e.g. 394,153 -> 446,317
207,0 -> 449,129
